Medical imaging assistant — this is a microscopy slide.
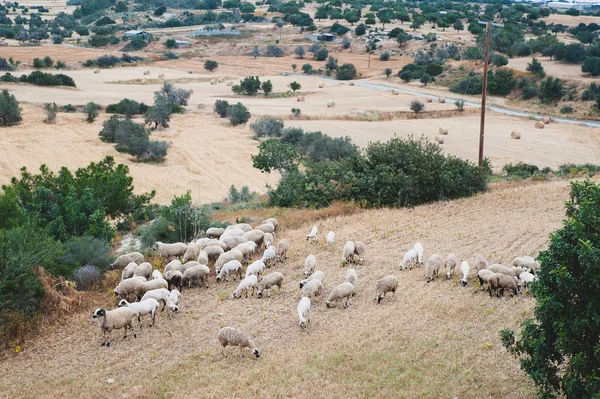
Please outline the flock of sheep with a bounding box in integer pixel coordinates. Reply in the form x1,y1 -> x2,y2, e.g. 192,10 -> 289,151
92,217 -> 540,358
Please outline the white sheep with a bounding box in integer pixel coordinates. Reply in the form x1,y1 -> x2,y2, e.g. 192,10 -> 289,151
152,270 -> 163,280
165,289 -> 181,320
326,282 -> 355,308
490,273 -> 519,297
261,218 -> 278,231
111,252 -> 144,269
221,228 -> 245,239
254,223 -> 275,235
375,275 -> 398,304
519,272 -> 537,292
511,266 -> 526,277
164,259 -> 184,274
306,225 -> 318,242
327,231 -> 335,245
235,241 -> 257,264
197,250 -> 209,266
245,260 -> 265,279
261,245 -> 276,267
118,298 -> 160,328
488,264 -> 518,281
445,254 -> 458,279
218,326 -> 260,358
400,249 -> 417,270
474,255 -> 489,272
232,223 -> 253,233
263,233 -> 274,249
133,262 -> 152,280
257,272 -> 284,298
121,262 -> 138,281
203,245 -> 224,261
354,241 -> 366,264
215,249 -> 244,274
216,260 -> 243,282
221,236 -> 247,250
137,278 -> 169,299
114,276 -> 146,301
233,275 -> 258,298
426,254 -> 442,282
276,239 -> 290,262
92,307 -> 137,347
181,264 -> 210,290
200,240 -> 228,251
182,242 -> 200,262
164,270 -> 183,291
243,230 -> 265,246
304,254 -> 317,277
478,269 -> 495,292
460,261 -> 470,286
153,241 -> 187,260
301,279 -> 323,298
342,241 -> 355,264
141,288 -> 170,310
345,268 -> 358,289
206,227 -> 225,239
299,270 -> 324,288
512,256 -> 540,273
298,297 -> 311,329
414,242 -> 424,267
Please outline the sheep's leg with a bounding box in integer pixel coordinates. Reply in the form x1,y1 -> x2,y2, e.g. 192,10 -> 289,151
150,311 -> 155,327
106,330 -> 112,347
161,299 -> 166,311
344,296 -> 351,308
245,289 -> 248,298
222,347 -> 227,358
101,329 -> 108,347
131,324 -> 137,339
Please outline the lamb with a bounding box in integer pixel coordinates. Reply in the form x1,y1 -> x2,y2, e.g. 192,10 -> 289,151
233,275 -> 258,298
197,250 -> 209,266
327,231 -> 335,245
261,245 -> 276,267
121,262 -> 138,281
345,268 -> 358,288
138,278 -> 169,299
375,275 -> 398,304
414,242 -> 424,267
299,270 -> 324,288
512,256 -> 540,273
254,223 -> 275,235
111,252 -> 144,269
326,282 -> 355,308
261,218 -> 278,231
298,297 -> 311,329
245,260 -> 265,279
203,245 -> 224,261
183,243 -> 200,262
257,272 -> 284,298
217,327 -> 260,358
216,260 -> 243,282
181,264 -> 210,290
200,240 -> 227,251
306,225 -> 318,241
354,241 -> 366,264
92,307 -> 137,347
304,254 -> 317,277
141,288 -> 170,310
263,233 -> 274,249
118,298 -> 160,328
165,289 -> 181,320
206,227 -> 225,239
214,249 -> 244,275
164,270 -> 183,291
243,230 -> 264,246
426,254 -> 443,282
301,279 -> 323,298
460,261 -> 470,286
478,269 -> 495,292
276,239 -> 290,262
153,241 -> 187,260
474,255 -> 489,272
133,262 -> 152,280
152,270 -> 163,280
445,254 -> 458,279
221,236 -> 247,250
342,241 -> 355,264
400,249 -> 417,270
114,276 -> 146,301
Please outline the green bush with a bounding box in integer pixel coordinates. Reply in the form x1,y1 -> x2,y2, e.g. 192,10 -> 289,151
99,116 -> 170,162
581,82 -> 600,101
488,68 -> 517,96
60,236 -> 112,273
84,101 -> 99,123
336,63 -> 356,80
214,99 -> 229,117
560,105 -> 574,114
410,100 -> 425,113
491,53 -> 509,67
238,76 -> 261,95
105,98 -> 149,117
315,47 -> 329,61
227,102 -> 251,126
539,77 -> 564,104
379,51 -> 390,61
165,38 -> 178,48
425,62 -> 443,76
302,63 -> 314,74
121,37 -> 147,51
502,162 -> 540,178
0,89 -> 22,126
450,75 -> 483,95
250,117 -> 284,138
204,59 -> 218,72
3,71 -> 76,87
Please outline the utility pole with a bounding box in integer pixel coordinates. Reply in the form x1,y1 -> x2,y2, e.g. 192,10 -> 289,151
478,21 -> 491,168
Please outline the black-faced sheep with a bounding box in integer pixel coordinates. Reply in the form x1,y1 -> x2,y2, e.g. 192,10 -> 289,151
218,327 -> 260,358
92,307 -> 137,347
257,272 -> 284,298
326,282 -> 355,308
375,275 -> 398,303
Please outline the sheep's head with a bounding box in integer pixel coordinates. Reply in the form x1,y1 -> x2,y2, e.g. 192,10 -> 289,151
252,348 -> 260,358
216,275 -> 222,282
376,295 -> 383,304
326,301 -> 332,308
152,242 -> 159,251
173,305 -> 179,313
92,308 -> 106,318
232,290 -> 240,299
117,299 -> 127,307
257,290 -> 263,299
299,319 -> 308,329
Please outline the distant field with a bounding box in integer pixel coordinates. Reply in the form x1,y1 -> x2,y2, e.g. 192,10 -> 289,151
508,56 -> 596,84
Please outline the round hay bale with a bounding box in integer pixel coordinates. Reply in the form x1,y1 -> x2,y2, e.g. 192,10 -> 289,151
439,128 -> 448,135
217,77 -> 224,83
93,69 -> 100,74
297,96 -> 305,102
227,81 -> 234,86
318,83 -> 324,88
511,131 -> 521,139
391,90 -> 399,95
327,101 -> 336,108
188,70 -> 193,74
349,81 -> 355,86
197,104 -> 205,110
542,116 -> 551,124
438,97 -> 446,103
189,89 -> 194,94
143,70 -> 150,76
210,79 -> 217,85
535,121 -> 545,129
158,74 -> 165,79
141,79 -> 147,85
426,97 -> 433,103
435,136 -> 445,144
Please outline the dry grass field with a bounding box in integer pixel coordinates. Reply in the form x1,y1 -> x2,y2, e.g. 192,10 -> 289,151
508,56 -> 597,84
0,179 -> 573,399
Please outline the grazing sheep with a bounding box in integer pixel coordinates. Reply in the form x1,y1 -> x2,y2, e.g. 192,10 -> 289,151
299,270 -> 324,288
426,254 -> 443,282
342,241 -> 355,264
261,245 -> 276,267
92,307 -> 137,347
345,268 -> 358,288
276,239 -> 290,262
512,256 -> 540,273
164,259 -> 184,274
488,264 -> 518,280
254,223 -> 275,235
519,272 -> 536,291
221,228 -> 245,239
111,252 -> 144,269
232,223 -> 253,233
153,242 -> 187,260
511,266 -> 526,277
304,254 -> 317,277
474,256 -> 489,272
121,262 -> 138,281
215,249 -> 244,275
183,243 -> 200,262
216,260 -> 243,282
263,233 -> 274,249
460,261 -> 470,286
435,136 -> 445,144
181,264 -> 210,290
243,230 -> 264,246
245,260 -> 265,279
164,270 -> 183,291
200,240 -> 228,251
165,289 -> 181,320
494,273 -> 520,297
257,272 -> 284,298
354,241 -> 366,264
400,249 -> 417,270
306,225 -> 318,242
298,297 -> 311,329
439,127 -> 448,135
301,279 -> 323,299
478,269 -> 495,292
261,218 -> 278,231
133,262 -> 152,280
445,254 -> 458,279
235,241 -> 257,264
114,276 -> 146,301
203,245 -> 225,261
327,231 -> 335,245
138,278 -> 169,299
217,327 -> 260,358
375,275 -> 398,304
233,275 -> 258,298
197,250 -> 209,266
221,236 -> 247,250
206,227 -> 225,239
118,298 -> 160,328
152,270 -> 163,280
141,288 -> 170,310
414,242 -> 424,267
326,282 -> 355,308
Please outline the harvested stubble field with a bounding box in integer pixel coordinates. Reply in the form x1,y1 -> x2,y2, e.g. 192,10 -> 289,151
508,56 -> 598,84
0,179 -> 573,399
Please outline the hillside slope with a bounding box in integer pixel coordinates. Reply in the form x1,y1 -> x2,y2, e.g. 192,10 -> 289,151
0,180 -> 572,399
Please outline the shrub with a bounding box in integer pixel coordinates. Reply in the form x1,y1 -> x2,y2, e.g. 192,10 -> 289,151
261,80 -> 273,96
60,236 -> 112,272
165,38 -> 178,48
100,116 -> 170,162
227,102 -> 251,126
488,68 -> 517,96
204,59 -> 218,72
291,107 -> 301,118
302,63 -> 314,74
7,71 -> 76,87
250,117 -> 284,138
0,57 -> 13,71
315,47 -> 329,61
44,102 -> 58,123
491,53 -> 509,67
265,45 -> 284,57
84,101 -> 99,123
385,68 -> 392,78
379,51 -> 390,61
72,264 -> 103,290
526,57 -> 545,77
539,77 -> 564,104
325,56 -> 338,71
582,82 -> 600,101
419,74 -> 431,86
521,85 -> 538,100
502,162 -> 540,178
455,99 -> 465,112
295,46 -> 305,58
288,81 -> 301,92
0,90 -> 22,125
106,98 -> 148,117
55,60 -> 66,69
450,75 -> 483,95
336,63 -> 356,80
95,16 -> 116,26
214,100 -> 229,117
122,37 -> 147,52
238,76 -> 261,95
61,104 -> 76,113
342,38 -> 351,49
560,105 -> 574,114
355,23 -> 366,36
425,62 -> 443,76
410,100 -> 425,113
582,56 -> 600,77
414,50 -> 432,65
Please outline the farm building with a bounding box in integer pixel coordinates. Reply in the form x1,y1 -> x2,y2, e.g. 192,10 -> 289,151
123,30 -> 150,40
